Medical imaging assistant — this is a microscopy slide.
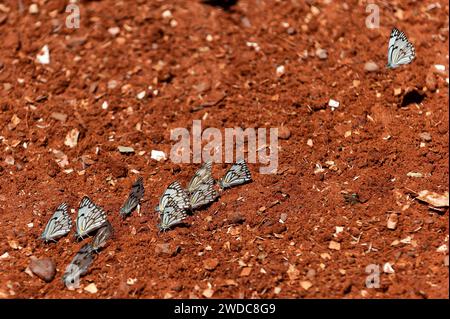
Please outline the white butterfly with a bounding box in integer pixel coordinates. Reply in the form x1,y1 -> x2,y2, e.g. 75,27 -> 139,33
92,221 -> 113,252
190,183 -> 219,210
158,198 -> 188,231
75,196 -> 108,239
218,159 -> 252,189
387,27 -> 415,69
63,243 -> 95,288
41,203 -> 72,242
187,161 -> 214,193
155,181 -> 191,213
119,177 -> 144,218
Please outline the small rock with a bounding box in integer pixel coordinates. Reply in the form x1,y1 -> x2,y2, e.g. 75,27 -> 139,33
434,64 -> 446,72
50,112 -> 68,122
329,240 -> 341,250
407,172 -> 423,178
118,146 -> 135,153
64,128 -> 80,148
278,126 -> 291,139
107,80 -> 118,90
274,287 -> 282,294
29,257 -> 56,282
29,4 -> 39,15
155,243 -> 180,257
227,212 -> 245,225
364,61 -> 379,72
161,10 -> 172,19
300,280 -> 313,291
394,88 -> 402,96
383,262 -> 395,274
36,45 -> 50,65
387,213 -> 398,230
425,72 -> 437,92
84,283 -> 98,294
307,139 -> 313,147
108,27 -> 120,37
127,278 -> 137,285
419,132 -> 432,142
202,288 -> 214,298
0,252 -> 10,260
240,267 -> 252,277
203,258 -> 219,271
101,101 -> 109,110
151,150 -> 167,161
315,48 -> 328,60
276,65 -> 285,77
328,99 -> 340,111
4,155 -> 14,166
279,213 -> 288,223
436,244 -> 448,253
136,91 -> 146,100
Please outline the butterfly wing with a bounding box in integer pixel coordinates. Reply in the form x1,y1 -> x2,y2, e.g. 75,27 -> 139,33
219,159 -> 252,189
387,28 -> 415,68
158,198 -> 188,231
92,221 -> 113,251
187,161 -> 214,193
190,183 -> 219,210
63,243 -> 94,287
41,203 -> 72,242
119,177 -> 144,217
76,196 -> 108,238
157,181 -> 191,212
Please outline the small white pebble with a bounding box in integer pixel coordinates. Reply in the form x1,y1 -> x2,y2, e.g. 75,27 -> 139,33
136,91 -> 146,100
276,65 -> 285,77
162,10 -> 172,19
36,45 -> 50,65
170,19 -> 178,27
206,34 -> 213,42
151,150 -> 167,161
29,4 -> 39,15
108,27 -> 120,37
27,223 -> 34,228
101,101 -> 109,110
307,139 -> 313,147
383,262 -> 395,274
328,99 -> 340,111
434,64 -> 446,71
0,252 -> 10,260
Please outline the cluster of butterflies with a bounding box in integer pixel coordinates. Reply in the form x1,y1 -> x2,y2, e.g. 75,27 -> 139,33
40,159 -> 252,287
155,159 -> 252,230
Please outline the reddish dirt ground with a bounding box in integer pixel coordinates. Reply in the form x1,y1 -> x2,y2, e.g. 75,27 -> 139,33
0,0 -> 449,299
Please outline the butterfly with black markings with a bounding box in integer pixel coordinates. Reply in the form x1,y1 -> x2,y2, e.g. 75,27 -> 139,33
63,243 -> 95,288
119,177 -> 144,218
187,161 -> 214,193
387,27 -> 415,69
92,221 -> 113,252
155,181 -> 191,213
75,196 -> 108,239
218,159 -> 252,189
41,202 -> 72,242
158,198 -> 188,231
190,182 -> 219,210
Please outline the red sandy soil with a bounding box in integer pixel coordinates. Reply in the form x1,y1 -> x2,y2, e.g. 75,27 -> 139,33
0,0 -> 448,299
